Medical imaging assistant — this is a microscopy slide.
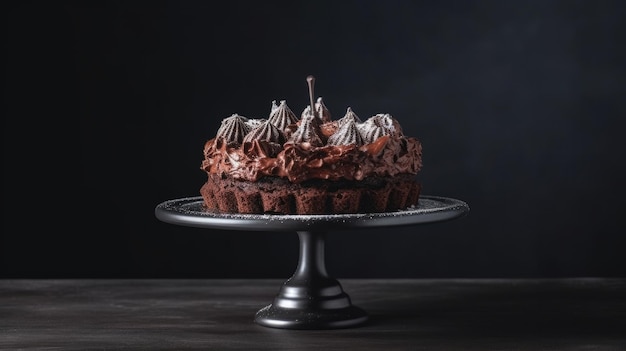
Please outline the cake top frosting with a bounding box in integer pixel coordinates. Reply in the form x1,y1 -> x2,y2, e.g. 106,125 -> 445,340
201,76 -> 422,183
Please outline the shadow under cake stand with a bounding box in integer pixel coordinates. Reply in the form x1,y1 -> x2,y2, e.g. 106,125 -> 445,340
155,195 -> 469,329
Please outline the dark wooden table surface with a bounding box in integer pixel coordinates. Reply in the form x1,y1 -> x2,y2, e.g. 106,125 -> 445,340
1,278 -> 625,350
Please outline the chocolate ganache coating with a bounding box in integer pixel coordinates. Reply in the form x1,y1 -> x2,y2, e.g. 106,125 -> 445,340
201,101 -> 422,183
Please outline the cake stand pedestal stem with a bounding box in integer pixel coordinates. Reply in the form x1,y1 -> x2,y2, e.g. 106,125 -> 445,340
253,231 -> 368,329
294,230 -> 328,280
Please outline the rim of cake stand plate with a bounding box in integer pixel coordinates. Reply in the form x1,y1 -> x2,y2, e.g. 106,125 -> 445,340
154,195 -> 469,232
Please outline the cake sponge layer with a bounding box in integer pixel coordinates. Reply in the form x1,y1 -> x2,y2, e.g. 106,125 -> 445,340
200,174 -> 421,215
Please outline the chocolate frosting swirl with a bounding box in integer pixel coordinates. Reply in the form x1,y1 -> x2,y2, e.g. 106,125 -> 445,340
337,107 -> 362,126
315,97 -> 332,123
245,118 -> 266,130
215,114 -> 250,146
286,114 -> 324,147
267,100 -> 298,132
201,102 -> 422,184
243,119 -> 286,144
327,119 -> 364,146
368,113 -> 403,137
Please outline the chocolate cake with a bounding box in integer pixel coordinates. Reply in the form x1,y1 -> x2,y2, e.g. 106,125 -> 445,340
200,76 -> 423,215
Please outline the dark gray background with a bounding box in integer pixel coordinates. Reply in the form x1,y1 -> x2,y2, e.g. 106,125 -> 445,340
3,0 -> 625,278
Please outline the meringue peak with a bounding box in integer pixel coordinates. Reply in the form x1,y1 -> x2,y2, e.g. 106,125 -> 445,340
327,119 -> 364,146
215,114 -> 250,146
268,100 -> 298,132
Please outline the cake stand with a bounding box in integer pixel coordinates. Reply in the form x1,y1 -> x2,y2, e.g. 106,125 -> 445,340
154,195 -> 469,329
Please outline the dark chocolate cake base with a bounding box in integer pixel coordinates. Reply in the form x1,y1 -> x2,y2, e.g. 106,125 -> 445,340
200,174 -> 421,215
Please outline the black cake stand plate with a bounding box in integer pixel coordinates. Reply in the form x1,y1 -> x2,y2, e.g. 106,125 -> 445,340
155,195 -> 469,330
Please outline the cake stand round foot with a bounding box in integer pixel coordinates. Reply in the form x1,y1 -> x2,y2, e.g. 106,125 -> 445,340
255,303 -> 368,329
254,230 -> 368,329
